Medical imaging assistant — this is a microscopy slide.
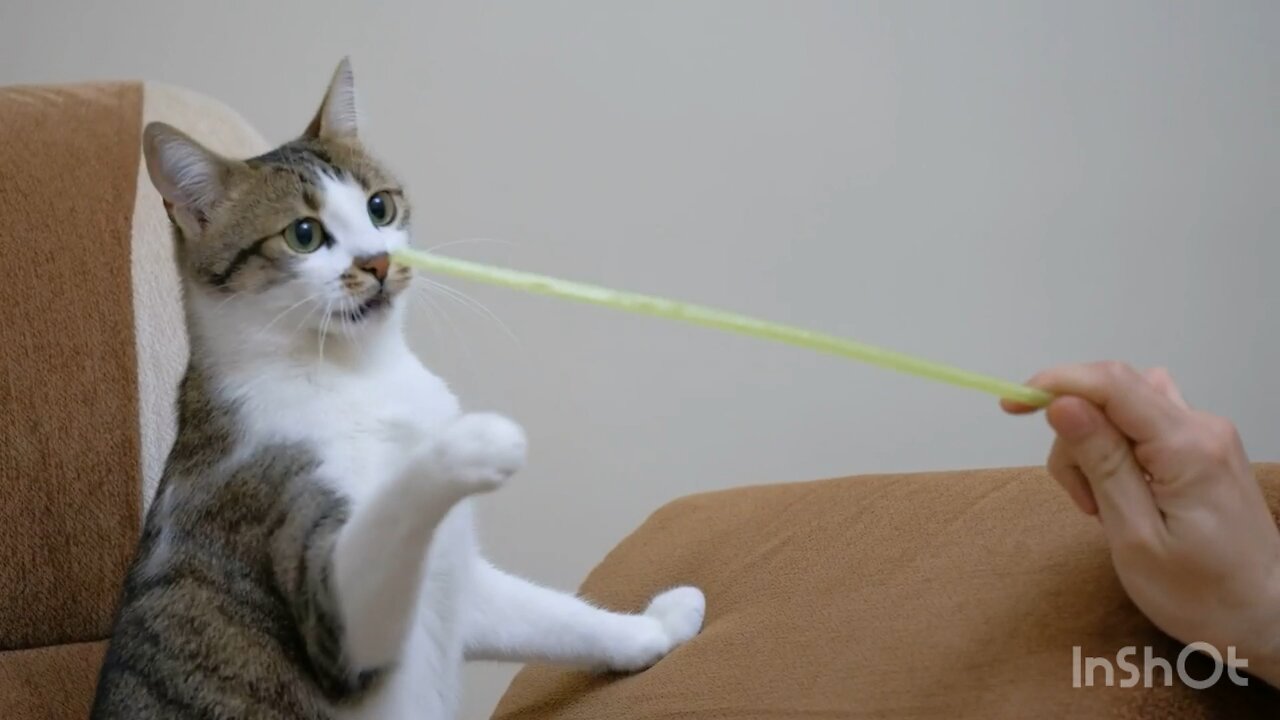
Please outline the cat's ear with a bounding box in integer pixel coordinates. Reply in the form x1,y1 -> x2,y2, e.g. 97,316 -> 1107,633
143,122 -> 234,236
304,57 -> 358,140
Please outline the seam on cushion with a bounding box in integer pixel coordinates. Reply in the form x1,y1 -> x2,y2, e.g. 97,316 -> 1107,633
0,638 -> 109,656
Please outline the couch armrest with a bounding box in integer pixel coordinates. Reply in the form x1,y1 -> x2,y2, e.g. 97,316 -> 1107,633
0,79 -> 266,719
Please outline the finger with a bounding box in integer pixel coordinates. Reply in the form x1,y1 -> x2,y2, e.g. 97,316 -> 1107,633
1047,438 -> 1099,515
1028,361 -> 1185,443
1046,396 -> 1164,543
1142,367 -> 1189,410
1005,364 -> 1189,416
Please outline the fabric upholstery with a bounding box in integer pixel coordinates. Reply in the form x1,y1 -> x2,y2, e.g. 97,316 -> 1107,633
0,80 -> 265,720
0,82 -> 146,651
0,643 -> 107,720
494,465 -> 1280,719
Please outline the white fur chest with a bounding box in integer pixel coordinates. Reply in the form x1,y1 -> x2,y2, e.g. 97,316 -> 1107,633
224,343 -> 461,503
222,341 -> 479,719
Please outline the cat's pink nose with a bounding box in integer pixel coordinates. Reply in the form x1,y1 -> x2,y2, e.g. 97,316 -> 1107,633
356,253 -> 390,283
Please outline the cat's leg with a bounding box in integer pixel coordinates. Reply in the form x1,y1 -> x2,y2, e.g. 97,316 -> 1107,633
463,560 -> 705,672
272,413 -> 526,694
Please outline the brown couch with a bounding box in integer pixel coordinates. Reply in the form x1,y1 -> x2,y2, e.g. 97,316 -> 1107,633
2,82 -> 1277,719
493,467 -> 1280,718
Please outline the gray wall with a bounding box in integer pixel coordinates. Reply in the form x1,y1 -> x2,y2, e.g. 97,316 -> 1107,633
4,2 -> 1276,715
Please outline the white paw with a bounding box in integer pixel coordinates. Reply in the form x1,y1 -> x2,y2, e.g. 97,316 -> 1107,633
430,412 -> 526,493
608,586 -> 706,673
644,586 -> 706,648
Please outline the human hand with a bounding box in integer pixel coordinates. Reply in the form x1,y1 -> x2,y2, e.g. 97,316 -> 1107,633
1003,362 -> 1280,686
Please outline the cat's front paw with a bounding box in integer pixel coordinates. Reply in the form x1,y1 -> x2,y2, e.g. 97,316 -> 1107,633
644,586 -> 705,649
608,586 -> 706,673
430,412 -> 527,494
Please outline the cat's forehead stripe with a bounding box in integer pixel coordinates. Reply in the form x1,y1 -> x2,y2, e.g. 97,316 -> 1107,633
207,234 -> 281,290
302,187 -> 321,213
248,141 -> 380,193
250,145 -> 340,184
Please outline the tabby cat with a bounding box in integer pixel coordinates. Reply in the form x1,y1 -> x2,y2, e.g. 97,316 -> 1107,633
90,59 -> 705,720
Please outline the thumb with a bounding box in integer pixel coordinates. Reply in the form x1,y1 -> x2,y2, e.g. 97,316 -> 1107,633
1046,397 -> 1165,546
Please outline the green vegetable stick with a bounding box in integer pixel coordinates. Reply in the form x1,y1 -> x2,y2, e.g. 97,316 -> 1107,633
391,247 -> 1053,408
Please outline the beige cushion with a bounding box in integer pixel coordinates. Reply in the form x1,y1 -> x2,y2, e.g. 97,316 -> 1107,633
495,465 -> 1280,718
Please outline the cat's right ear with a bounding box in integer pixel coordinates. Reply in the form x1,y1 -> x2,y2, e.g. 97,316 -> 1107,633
304,58 -> 358,140
143,122 -> 232,237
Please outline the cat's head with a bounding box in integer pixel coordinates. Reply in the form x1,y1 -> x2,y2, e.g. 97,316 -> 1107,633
143,58 -> 412,342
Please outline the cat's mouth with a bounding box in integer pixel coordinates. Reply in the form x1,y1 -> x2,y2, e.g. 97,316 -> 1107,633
340,292 -> 394,323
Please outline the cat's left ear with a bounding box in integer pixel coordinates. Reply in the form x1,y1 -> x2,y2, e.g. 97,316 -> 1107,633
143,122 -> 236,237
304,57 -> 358,140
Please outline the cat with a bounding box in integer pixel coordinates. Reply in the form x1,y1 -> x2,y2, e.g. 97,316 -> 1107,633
89,58 -> 705,720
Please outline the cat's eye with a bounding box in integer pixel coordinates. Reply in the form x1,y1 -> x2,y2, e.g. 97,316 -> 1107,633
367,191 -> 396,227
284,218 -> 326,253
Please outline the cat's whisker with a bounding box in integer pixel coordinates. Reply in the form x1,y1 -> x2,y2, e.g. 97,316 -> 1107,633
256,292 -> 325,338
409,284 -> 450,325
212,289 -> 247,312
410,290 -> 447,348
342,305 -> 357,348
284,297 -> 323,353
422,279 -> 522,349
335,300 -> 349,344
413,285 -> 472,361
405,284 -> 455,353
422,237 -> 517,255
317,299 -> 334,367
420,287 -> 489,394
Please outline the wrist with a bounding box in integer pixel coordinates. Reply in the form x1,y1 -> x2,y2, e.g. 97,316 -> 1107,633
1240,561 -> 1280,688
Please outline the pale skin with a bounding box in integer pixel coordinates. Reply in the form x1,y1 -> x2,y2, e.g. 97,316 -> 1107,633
1002,361 -> 1280,687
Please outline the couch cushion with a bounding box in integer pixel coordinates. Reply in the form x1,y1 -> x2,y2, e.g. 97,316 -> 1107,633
494,465 -> 1280,719
0,81 -> 268,719
0,82 -> 146,650
0,642 -> 107,720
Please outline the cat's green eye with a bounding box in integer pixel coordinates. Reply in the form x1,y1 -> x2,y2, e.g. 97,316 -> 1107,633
367,191 -> 396,227
284,218 -> 326,253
